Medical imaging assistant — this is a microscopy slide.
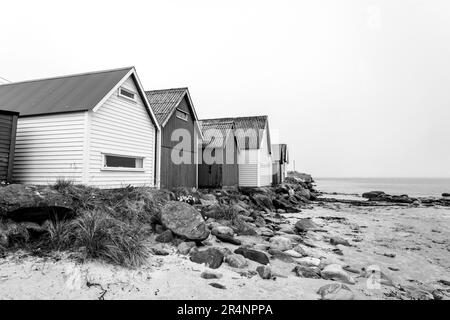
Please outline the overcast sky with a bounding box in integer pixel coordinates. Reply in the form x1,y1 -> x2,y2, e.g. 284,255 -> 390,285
1,0 -> 449,178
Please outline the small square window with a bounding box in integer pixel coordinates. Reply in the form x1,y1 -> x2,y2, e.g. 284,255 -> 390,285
118,87 -> 136,101
103,154 -> 143,169
176,109 -> 188,121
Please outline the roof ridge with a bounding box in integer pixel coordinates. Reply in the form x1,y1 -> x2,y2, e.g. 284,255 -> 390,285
200,115 -> 268,122
0,66 -> 134,87
146,87 -> 188,94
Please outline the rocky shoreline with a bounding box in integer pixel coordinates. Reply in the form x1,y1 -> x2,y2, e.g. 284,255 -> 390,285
0,177 -> 449,300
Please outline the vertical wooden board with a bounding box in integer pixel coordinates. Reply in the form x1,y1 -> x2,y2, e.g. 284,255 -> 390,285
7,114 -> 18,182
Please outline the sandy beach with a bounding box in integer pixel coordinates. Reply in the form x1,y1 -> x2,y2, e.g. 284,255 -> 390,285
1,194 -> 449,300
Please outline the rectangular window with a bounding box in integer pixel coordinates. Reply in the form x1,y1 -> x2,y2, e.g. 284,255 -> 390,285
103,154 -> 144,170
176,109 -> 188,121
118,87 -> 136,101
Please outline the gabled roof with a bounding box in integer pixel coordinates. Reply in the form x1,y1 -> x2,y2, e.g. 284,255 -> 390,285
272,144 -> 289,164
0,67 -> 133,117
199,119 -> 235,149
200,115 -> 269,150
145,88 -> 187,125
145,87 -> 203,139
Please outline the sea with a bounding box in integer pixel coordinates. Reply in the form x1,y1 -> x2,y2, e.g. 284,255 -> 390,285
314,178 -> 450,198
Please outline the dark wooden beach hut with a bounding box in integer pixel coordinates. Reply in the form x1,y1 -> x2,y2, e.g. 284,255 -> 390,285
146,88 -> 202,189
198,119 -> 239,188
272,144 -> 289,185
0,110 -> 19,182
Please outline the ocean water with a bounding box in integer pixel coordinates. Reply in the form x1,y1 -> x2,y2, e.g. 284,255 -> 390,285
315,178 -> 450,198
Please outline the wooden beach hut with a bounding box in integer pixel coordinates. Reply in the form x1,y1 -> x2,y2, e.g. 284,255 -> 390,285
0,67 -> 161,188
0,110 -> 19,182
146,88 -> 203,189
198,119 -> 239,188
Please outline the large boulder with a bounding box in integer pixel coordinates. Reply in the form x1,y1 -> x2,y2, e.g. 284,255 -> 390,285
160,201 -> 210,241
190,248 -> 224,269
442,193 -> 450,197
0,184 -> 74,223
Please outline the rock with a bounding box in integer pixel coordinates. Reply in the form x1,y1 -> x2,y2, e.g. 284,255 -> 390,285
278,225 -> 295,234
0,184 -> 74,223
442,193 -> 450,197
268,249 -> 295,263
269,236 -> 292,251
284,249 -> 303,258
362,191 -> 385,200
214,233 -> 242,246
238,215 -> 255,223
321,264 -> 356,285
256,265 -> 272,279
272,198 -> 298,213
293,245 -> 307,256
292,265 -> 321,279
402,285 -> 434,300
177,241 -> 196,255
317,283 -> 354,300
211,226 -> 234,237
438,279 -> 450,286
294,218 -> 320,232
155,230 -> 174,243
330,236 -> 350,247
199,194 -> 217,206
253,244 -> 270,251
190,248 -> 224,269
209,283 -> 226,290
233,223 -> 258,236
254,216 -> 266,228
225,254 -> 249,268
234,247 -> 270,265
154,224 -> 165,234
201,271 -> 223,279
259,227 -> 274,237
279,234 -> 303,243
295,257 -> 321,267
160,201 -> 210,241
251,194 -> 275,212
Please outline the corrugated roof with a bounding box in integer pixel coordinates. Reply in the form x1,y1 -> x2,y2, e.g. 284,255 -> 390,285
200,116 -> 268,150
0,67 -> 133,116
199,119 -> 234,149
145,88 -> 188,125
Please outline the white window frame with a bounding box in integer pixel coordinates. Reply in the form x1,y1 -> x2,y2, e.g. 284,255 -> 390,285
101,153 -> 145,172
118,87 -> 137,102
176,108 -> 188,121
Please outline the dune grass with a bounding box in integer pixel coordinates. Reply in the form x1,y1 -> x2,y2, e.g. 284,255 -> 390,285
0,182 -> 166,268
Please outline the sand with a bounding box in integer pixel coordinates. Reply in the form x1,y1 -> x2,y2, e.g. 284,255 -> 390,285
1,201 -> 449,300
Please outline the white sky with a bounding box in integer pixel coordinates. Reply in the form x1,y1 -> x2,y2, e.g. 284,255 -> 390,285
1,0 -> 449,178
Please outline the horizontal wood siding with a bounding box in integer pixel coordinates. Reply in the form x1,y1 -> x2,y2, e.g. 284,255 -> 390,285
237,149 -> 259,187
14,113 -> 85,184
88,76 -> 156,188
0,113 -> 18,181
